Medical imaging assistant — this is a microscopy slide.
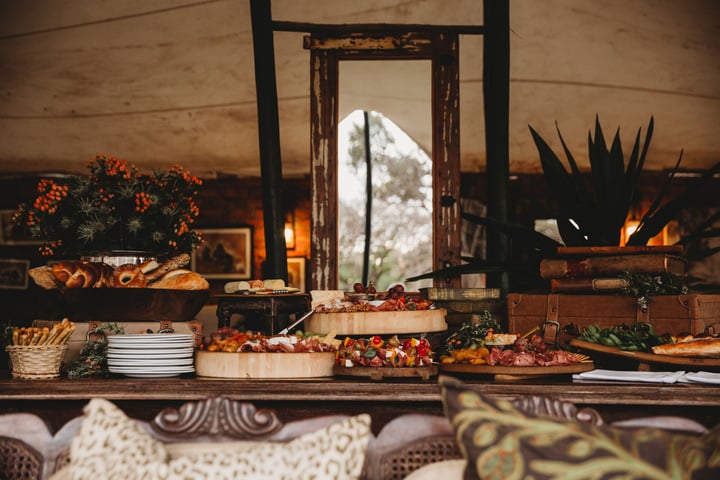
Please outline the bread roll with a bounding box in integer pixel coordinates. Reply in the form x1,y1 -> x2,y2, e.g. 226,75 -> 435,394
145,254 -> 191,281
108,264 -> 148,288
149,270 -> 209,290
29,266 -> 59,290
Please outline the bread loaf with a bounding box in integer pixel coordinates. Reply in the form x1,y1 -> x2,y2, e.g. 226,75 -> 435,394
652,337 -> 720,358
50,261 -> 112,288
148,270 -> 209,290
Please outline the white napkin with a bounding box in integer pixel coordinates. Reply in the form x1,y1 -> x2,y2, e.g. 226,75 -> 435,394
678,371 -> 720,385
572,369 -> 686,383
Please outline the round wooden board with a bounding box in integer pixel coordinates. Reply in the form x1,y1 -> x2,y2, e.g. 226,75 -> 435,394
305,308 -> 447,335
569,339 -> 720,367
333,365 -> 438,381
439,361 -> 594,376
195,351 -> 335,379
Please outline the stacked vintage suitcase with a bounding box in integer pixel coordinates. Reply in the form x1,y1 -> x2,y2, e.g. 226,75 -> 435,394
507,245 -> 720,346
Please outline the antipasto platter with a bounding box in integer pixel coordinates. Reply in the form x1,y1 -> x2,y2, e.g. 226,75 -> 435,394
569,339 -> 720,368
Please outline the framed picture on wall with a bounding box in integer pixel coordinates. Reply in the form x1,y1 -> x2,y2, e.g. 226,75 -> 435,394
191,228 -> 253,280
0,259 -> 30,290
287,257 -> 306,291
0,210 -> 42,245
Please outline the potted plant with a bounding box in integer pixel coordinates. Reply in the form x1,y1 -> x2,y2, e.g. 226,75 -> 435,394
408,116 -> 720,292
12,154 -> 203,261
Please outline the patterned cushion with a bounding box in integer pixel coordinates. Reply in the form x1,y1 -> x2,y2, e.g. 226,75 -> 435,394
439,376 -> 720,480
67,398 -> 371,480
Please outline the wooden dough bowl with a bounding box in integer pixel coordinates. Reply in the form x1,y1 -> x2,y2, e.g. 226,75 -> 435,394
195,351 -> 336,379
305,308 -> 448,335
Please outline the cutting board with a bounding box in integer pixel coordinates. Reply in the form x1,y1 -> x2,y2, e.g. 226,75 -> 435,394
570,339 -> 720,367
195,351 -> 335,378
333,365 -> 438,381
439,362 -> 594,377
305,308 -> 447,335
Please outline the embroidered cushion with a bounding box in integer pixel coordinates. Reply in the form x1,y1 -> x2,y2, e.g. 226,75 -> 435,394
439,376 -> 720,480
65,398 -> 371,480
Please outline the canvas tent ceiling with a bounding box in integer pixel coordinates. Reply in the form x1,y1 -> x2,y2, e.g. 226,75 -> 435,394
0,0 -> 718,178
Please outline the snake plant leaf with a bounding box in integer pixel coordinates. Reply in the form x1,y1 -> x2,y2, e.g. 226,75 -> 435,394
529,125 -> 596,245
461,212 -> 561,253
587,116 -> 638,245
676,210 -> 720,251
628,161 -> 720,245
405,259 -> 537,282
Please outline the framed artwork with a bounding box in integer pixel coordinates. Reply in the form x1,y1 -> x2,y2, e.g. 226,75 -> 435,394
287,257 -> 306,291
192,228 -> 253,279
0,209 -> 42,245
0,259 -> 30,290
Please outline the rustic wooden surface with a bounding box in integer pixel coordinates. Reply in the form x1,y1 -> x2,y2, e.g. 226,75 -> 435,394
1,375 -> 719,435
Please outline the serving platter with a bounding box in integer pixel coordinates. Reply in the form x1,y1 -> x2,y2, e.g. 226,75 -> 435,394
305,308 -> 447,335
569,339 -> 720,367
333,365 -> 437,381
195,351 -> 336,379
439,361 -> 594,377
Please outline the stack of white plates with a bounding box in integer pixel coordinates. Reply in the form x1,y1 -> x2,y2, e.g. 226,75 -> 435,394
107,333 -> 195,378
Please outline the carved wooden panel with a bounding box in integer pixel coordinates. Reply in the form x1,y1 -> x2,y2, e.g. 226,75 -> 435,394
151,396 -> 282,439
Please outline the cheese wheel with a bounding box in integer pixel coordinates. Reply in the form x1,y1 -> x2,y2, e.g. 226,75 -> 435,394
263,279 -> 286,290
224,281 -> 251,293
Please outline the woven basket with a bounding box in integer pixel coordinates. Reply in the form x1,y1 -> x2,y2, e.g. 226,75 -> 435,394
5,344 -> 68,379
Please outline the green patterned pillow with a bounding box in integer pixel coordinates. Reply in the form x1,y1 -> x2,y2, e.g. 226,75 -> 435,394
439,376 -> 720,480
67,398 -> 371,480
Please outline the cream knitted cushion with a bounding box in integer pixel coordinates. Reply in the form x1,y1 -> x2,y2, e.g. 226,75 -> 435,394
65,398 -> 371,480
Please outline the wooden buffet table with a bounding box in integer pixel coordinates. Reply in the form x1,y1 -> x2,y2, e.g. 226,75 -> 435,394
1,375 -> 718,435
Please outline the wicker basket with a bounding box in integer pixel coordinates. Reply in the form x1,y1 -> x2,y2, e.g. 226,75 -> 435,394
5,344 -> 68,379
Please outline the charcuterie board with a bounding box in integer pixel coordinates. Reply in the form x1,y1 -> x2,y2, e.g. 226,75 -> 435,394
305,308 -> 447,335
569,339 -> 720,367
195,351 -> 335,379
333,365 -> 438,381
439,362 -> 594,378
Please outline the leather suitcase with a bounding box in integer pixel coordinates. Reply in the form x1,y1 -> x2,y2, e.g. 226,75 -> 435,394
506,293 -> 720,347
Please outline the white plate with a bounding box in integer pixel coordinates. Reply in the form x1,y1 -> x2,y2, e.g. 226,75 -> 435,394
106,350 -> 195,359
109,365 -> 194,374
108,369 -> 194,378
107,357 -> 195,367
108,334 -> 194,343
106,341 -> 195,349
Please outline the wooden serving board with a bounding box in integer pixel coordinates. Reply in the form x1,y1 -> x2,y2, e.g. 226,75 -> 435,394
570,339 -> 720,367
439,361 -> 594,377
305,308 -> 447,335
195,351 -> 335,379
333,365 -> 438,381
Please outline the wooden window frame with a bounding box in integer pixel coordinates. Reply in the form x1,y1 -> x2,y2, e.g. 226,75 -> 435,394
305,30 -> 462,290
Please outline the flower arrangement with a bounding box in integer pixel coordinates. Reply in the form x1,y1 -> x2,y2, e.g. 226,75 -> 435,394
13,154 -> 203,258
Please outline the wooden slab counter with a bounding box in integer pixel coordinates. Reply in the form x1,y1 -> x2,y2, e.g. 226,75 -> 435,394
1,375 -> 718,435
